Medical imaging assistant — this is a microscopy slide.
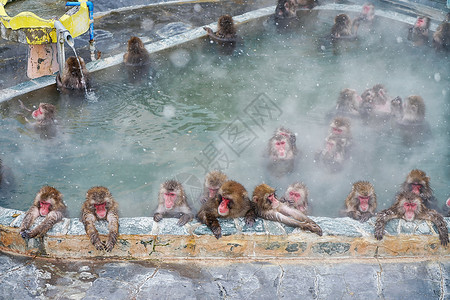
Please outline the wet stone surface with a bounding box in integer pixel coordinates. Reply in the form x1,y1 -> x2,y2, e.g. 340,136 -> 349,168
0,254 -> 448,299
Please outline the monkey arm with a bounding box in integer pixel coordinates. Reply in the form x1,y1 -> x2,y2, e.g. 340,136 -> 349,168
359,211 -> 374,223
259,210 -> 322,236
347,210 -> 362,220
197,209 -> 221,239
374,209 -> 397,240
244,202 -> 256,227
105,210 -> 119,252
153,203 -> 166,222
20,207 -> 39,237
82,213 -> 104,251
27,210 -> 64,238
421,209 -> 449,246
175,204 -> 194,226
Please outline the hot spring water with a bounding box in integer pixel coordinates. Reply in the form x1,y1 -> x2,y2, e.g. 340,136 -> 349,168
0,10 -> 448,218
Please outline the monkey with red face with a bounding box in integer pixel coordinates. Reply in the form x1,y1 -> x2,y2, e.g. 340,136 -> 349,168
197,180 -> 255,239
375,191 -> 448,246
408,16 -> 430,47
20,186 -> 67,239
267,127 -> 298,177
199,171 -> 228,204
280,182 -> 310,215
153,180 -> 194,226
400,169 -> 439,212
253,184 -> 322,235
81,186 -> 119,252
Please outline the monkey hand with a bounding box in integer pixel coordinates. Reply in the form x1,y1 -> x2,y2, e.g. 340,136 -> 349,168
359,212 -> 373,223
203,27 -> 213,34
245,216 -> 255,228
93,240 -> 105,251
439,234 -> 449,247
20,230 -> 31,239
211,226 -> 222,239
177,214 -> 192,226
309,223 -> 323,236
105,241 -> 115,252
153,213 -> 163,222
374,230 -> 384,241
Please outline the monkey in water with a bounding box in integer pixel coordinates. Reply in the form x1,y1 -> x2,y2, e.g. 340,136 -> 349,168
352,3 -> 375,33
407,16 -> 430,47
197,180 -> 256,239
275,0 -> 298,19
394,96 -> 431,145
153,180 -> 194,226
18,100 -> 57,138
375,191 -> 448,246
401,169 -> 439,212
204,15 -> 238,43
123,36 -> 150,66
81,186 -> 119,252
20,186 -> 67,239
253,184 -> 322,235
344,181 -> 377,222
433,13 -> 450,51
333,88 -> 361,117
315,134 -> 347,173
199,170 -> 228,204
280,182 -> 310,215
331,14 -> 358,40
56,56 -> 91,93
267,127 -> 298,177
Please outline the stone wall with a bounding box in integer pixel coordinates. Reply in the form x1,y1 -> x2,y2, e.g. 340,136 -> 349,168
0,206 -> 448,260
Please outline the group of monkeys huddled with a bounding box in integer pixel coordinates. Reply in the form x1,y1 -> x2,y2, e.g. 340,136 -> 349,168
11,3 -> 449,252
17,167 -> 449,252
276,0 -> 450,51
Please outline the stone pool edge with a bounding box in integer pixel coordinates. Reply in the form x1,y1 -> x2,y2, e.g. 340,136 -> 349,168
1,206 -> 449,260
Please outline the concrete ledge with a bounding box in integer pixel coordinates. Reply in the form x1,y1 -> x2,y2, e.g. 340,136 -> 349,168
1,207 -> 449,260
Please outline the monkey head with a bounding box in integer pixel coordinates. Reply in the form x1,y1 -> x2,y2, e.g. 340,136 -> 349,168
218,15 -> 236,36
128,36 -> 145,53
216,180 -> 248,217
35,186 -> 62,216
330,117 -> 351,136
275,0 -> 297,18
361,3 -> 375,21
337,88 -> 360,110
65,56 -> 85,77
285,182 -> 308,212
396,191 -> 423,221
160,180 -> 184,210
352,181 -> 376,212
86,186 -> 112,219
269,134 -> 293,160
253,184 -> 279,210
415,16 -> 430,30
404,169 -> 430,196
205,171 -> 227,199
32,103 -> 55,123
335,14 -> 351,26
404,95 -> 425,122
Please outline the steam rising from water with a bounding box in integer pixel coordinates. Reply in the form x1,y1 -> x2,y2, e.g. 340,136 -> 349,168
0,11 -> 448,218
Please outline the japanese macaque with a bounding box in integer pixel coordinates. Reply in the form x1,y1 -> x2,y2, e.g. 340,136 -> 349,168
199,171 -> 228,204
267,127 -> 298,176
433,13 -> 450,51
275,0 -> 298,19
331,14 -> 357,40
153,180 -> 194,226
81,186 -> 119,252
280,182 -> 310,214
20,186 -> 67,239
252,184 -> 322,235
407,16 -> 430,47
56,56 -> 91,92
344,181 -> 377,222
204,15 -> 238,42
315,135 -> 346,172
18,100 -> 57,138
443,197 -> 450,217
327,117 -> 352,148
375,191 -> 448,246
359,85 -> 393,120
123,36 -> 150,66
401,169 -> 439,212
334,88 -> 361,117
352,3 -> 375,32
401,95 -> 425,124
197,180 -> 256,239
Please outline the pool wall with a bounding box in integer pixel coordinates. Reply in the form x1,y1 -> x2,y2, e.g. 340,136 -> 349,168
1,206 -> 449,260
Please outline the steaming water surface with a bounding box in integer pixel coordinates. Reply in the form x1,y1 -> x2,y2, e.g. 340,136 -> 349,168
1,10 -> 449,218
